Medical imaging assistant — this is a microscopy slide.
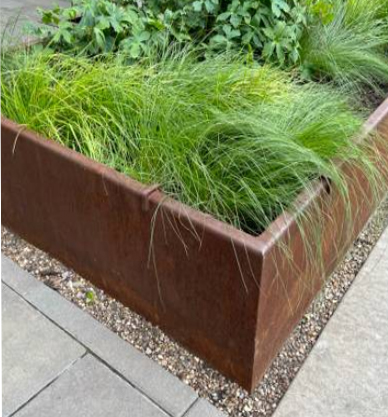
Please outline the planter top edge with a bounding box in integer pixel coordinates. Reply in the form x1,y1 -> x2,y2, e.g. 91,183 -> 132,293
365,96 -> 388,132
256,95 -> 388,252
2,95 -> 387,256
1,116 -> 265,254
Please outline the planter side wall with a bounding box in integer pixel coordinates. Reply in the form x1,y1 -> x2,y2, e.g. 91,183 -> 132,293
1,118 -> 264,388
250,98 -> 388,390
2,97 -> 388,393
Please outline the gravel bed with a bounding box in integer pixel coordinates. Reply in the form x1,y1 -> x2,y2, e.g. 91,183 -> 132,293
2,196 -> 388,417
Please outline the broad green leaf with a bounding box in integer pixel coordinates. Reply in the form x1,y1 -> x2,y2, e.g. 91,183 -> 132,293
276,43 -> 285,63
130,42 -> 141,58
137,31 -> 151,42
192,1 -> 203,12
230,14 -> 241,28
263,41 -> 275,57
217,11 -> 231,21
93,27 -> 105,50
211,34 -> 228,44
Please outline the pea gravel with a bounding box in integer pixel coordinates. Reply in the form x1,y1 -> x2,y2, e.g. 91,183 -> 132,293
2,196 -> 388,417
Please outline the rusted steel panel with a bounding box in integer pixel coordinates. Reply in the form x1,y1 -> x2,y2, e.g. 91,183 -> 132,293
1,117 -> 263,387
251,97 -> 388,390
2,97 -> 388,392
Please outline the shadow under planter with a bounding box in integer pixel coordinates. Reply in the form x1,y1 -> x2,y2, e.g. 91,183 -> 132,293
2,98 -> 388,392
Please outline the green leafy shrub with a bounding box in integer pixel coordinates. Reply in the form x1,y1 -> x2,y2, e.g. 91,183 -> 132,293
2,48 -> 379,234
35,0 -> 164,57
33,0 -> 308,65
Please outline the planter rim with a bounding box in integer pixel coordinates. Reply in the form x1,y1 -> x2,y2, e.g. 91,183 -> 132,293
3,97 -> 387,253
0,116 -> 266,253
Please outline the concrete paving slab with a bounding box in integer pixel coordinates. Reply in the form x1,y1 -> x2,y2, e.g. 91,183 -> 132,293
2,255 -> 199,417
2,284 -> 85,417
1,0 -> 69,43
14,354 -> 168,417
274,227 -> 388,417
2,255 -> 41,296
184,399 -> 226,417
1,0 -> 69,26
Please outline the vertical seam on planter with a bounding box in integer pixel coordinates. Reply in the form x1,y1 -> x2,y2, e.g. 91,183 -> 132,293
141,184 -> 161,212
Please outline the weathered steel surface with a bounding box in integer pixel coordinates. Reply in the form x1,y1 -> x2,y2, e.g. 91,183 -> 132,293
252,97 -> 388,389
1,118 -> 264,387
2,97 -> 388,391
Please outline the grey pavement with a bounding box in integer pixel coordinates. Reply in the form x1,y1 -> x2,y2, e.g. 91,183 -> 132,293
1,0 -> 69,39
274,227 -> 388,417
15,355 -> 167,417
2,284 -> 84,417
2,255 -> 225,417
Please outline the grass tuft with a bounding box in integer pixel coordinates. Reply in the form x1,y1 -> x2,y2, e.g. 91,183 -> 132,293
1,47 -> 382,234
301,0 -> 388,94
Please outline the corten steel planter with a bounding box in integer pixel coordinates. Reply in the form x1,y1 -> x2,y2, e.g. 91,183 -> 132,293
2,98 -> 388,392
